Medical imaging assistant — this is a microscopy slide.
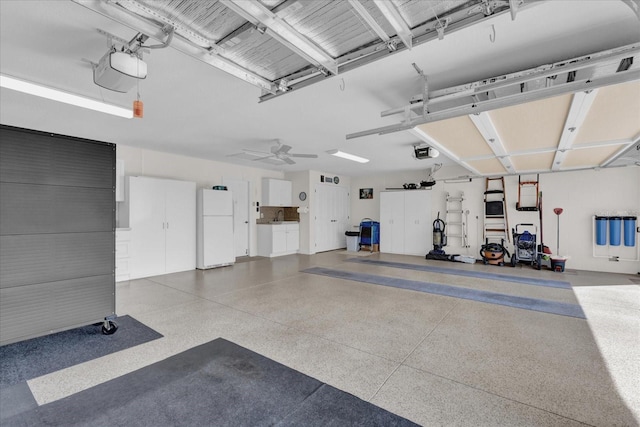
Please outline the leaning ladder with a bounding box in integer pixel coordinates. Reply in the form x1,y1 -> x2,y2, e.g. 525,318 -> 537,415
445,191 -> 469,248
483,177 -> 510,243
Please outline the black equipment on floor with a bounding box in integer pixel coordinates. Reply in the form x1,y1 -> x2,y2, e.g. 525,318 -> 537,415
480,239 -> 510,266
427,212 -> 447,258
510,223 -> 541,269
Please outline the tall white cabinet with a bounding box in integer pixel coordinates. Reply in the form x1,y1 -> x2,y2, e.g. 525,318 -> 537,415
119,176 -> 196,280
380,190 -> 432,256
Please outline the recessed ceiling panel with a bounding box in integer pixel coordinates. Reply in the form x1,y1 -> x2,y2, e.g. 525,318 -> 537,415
465,157 -> 506,175
510,151 -> 555,171
416,116 -> 492,158
490,94 -> 572,152
573,80 -> 640,145
562,144 -> 626,168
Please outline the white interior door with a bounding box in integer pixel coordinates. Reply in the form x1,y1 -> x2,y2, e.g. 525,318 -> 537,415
315,184 -> 350,252
223,178 -> 250,257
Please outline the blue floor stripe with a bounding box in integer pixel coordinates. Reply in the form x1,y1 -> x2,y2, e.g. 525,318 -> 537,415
346,258 -> 572,289
303,267 -> 585,319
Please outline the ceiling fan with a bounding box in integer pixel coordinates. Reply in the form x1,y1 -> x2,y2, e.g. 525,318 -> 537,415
229,140 -> 318,165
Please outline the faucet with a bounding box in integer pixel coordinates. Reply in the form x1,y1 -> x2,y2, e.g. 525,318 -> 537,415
275,209 -> 284,222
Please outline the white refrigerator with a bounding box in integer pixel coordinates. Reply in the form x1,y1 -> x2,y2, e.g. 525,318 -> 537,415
197,189 -> 235,269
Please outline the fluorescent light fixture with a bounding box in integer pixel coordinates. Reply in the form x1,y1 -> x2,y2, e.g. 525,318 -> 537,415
0,74 -> 133,118
328,149 -> 369,163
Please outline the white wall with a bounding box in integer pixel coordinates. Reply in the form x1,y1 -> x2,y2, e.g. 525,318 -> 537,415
117,145 -> 284,256
351,166 -> 640,274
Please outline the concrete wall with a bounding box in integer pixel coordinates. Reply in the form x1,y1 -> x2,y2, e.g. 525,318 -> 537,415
351,165 -> 640,274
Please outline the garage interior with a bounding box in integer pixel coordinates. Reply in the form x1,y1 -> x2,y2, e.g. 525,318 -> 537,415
1,0 -> 639,425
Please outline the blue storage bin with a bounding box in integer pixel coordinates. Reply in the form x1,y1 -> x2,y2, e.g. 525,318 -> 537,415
359,220 -> 379,246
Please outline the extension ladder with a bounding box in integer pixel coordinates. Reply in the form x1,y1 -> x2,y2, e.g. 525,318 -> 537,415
445,191 -> 469,248
483,177 -> 510,243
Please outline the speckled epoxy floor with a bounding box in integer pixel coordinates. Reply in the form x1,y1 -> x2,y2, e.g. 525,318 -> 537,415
21,252 -> 640,426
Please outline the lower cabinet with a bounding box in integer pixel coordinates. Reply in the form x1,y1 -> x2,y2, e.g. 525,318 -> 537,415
257,223 -> 299,257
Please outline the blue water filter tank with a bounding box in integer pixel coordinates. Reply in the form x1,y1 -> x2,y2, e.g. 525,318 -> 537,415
623,216 -> 637,247
609,216 -> 622,246
595,216 -> 607,245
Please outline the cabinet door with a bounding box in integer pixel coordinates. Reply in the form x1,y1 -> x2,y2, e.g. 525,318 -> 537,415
128,177 -> 166,279
278,179 -> 292,206
286,225 -> 299,252
272,227 -> 287,254
165,179 -> 196,274
380,192 -> 405,254
404,191 -> 430,255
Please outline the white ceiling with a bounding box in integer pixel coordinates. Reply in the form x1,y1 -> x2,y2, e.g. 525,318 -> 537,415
1,0 -> 639,177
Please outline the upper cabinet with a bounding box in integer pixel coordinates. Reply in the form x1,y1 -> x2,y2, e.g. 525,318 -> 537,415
262,178 -> 292,206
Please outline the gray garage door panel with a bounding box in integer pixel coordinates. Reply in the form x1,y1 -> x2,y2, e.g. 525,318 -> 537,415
0,183 -> 114,235
0,275 -> 115,345
0,127 -> 115,188
0,125 -> 116,345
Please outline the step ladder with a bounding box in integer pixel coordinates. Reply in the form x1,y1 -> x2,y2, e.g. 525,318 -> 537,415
516,174 -> 539,211
483,177 -> 510,243
445,191 -> 469,248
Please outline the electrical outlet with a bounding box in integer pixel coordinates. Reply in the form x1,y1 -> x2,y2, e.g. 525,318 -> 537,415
609,256 -> 619,262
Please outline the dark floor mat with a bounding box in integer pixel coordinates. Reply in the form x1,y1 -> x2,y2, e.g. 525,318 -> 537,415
0,315 -> 163,387
3,338 -> 418,427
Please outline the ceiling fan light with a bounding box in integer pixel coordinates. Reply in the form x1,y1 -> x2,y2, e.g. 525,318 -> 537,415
328,149 -> 369,163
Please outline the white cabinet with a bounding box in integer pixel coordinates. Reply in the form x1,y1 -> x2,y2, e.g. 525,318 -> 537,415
262,178 -> 292,206
257,223 -> 299,257
380,191 -> 431,256
115,228 -> 130,282
120,176 -> 196,280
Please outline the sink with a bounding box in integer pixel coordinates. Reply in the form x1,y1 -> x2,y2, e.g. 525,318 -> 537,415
269,221 -> 298,224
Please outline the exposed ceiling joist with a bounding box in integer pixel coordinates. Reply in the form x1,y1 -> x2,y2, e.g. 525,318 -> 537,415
469,112 -> 514,173
551,90 -> 599,171
219,0 -> 338,76
372,0 -> 413,50
347,0 -> 390,43
72,0 -> 277,94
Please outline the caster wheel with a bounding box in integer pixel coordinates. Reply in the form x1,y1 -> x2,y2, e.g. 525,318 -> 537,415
102,320 -> 118,335
510,254 -> 516,267
499,262 -> 504,266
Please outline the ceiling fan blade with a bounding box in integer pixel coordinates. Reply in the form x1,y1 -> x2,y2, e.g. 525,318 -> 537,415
279,144 -> 293,153
283,157 -> 296,165
289,153 -> 318,158
243,148 -> 272,156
